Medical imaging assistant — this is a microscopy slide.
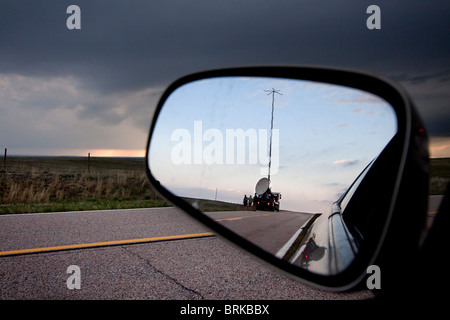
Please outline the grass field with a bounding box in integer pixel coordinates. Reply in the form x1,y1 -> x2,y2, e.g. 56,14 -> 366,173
1,156 -> 449,214
0,156 -> 168,214
430,157 -> 450,195
182,197 -> 242,212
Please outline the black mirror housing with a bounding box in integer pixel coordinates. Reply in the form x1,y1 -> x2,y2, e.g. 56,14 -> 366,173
145,66 -> 429,291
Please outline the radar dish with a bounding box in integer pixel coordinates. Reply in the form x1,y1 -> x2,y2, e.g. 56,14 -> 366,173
255,178 -> 270,194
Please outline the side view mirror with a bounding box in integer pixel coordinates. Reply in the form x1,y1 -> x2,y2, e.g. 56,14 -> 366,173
145,67 -> 429,291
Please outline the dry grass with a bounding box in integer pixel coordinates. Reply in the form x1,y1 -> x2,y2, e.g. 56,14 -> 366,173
430,158 -> 450,195
0,157 -> 167,214
2,171 -> 153,203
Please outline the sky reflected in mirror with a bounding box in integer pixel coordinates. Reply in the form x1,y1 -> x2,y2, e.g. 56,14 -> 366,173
148,77 -> 397,214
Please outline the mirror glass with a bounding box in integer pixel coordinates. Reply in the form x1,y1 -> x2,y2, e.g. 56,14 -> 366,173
148,76 -> 397,275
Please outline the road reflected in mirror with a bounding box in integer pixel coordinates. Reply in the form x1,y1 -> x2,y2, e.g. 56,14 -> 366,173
148,76 -> 397,275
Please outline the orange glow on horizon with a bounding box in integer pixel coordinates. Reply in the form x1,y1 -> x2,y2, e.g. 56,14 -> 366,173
429,137 -> 450,159
5,148 -> 146,158
6,138 -> 450,159
88,149 -> 146,158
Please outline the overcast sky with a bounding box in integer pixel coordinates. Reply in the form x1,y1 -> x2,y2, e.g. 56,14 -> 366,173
1,0 -> 449,157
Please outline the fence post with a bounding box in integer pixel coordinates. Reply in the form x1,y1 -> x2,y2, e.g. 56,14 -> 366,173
3,148 -> 6,169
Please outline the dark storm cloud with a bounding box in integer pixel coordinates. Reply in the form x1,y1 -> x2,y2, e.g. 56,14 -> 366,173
3,1 -> 449,84
0,0 -> 449,153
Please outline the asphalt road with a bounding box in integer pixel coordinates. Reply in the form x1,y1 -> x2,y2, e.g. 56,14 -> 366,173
427,195 -> 443,229
0,207 -> 375,300
206,209 -> 313,255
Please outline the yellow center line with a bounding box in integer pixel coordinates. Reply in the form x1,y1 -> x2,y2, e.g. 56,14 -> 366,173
1,210 -> 438,257
0,232 -> 215,257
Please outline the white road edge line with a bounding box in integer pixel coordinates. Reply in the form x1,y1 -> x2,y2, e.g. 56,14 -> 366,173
275,216 -> 314,260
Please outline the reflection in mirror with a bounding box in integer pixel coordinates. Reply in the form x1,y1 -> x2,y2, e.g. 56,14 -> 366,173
148,76 -> 397,275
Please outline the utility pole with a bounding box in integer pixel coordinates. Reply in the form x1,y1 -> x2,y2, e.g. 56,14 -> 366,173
264,88 -> 282,184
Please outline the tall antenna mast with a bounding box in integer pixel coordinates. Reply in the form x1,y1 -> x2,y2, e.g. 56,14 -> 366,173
264,88 -> 282,184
